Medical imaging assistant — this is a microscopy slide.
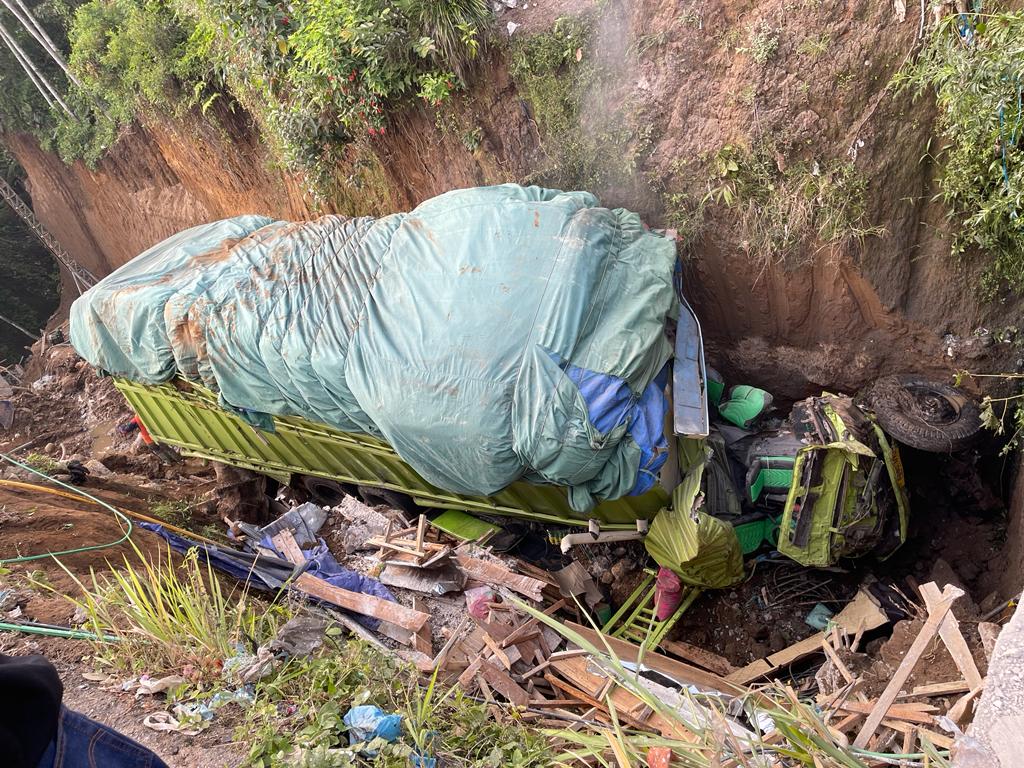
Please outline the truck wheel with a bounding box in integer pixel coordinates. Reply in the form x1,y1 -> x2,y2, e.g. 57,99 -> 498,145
865,375 -> 982,452
356,485 -> 422,517
295,475 -> 353,507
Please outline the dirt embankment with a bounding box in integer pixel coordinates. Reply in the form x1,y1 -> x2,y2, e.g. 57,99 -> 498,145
4,0 -> 1023,398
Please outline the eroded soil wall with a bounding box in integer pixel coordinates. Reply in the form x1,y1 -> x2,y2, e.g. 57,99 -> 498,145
5,0 -> 1024,398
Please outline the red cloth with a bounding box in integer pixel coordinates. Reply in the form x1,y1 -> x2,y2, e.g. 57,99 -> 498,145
654,566 -> 683,621
132,415 -> 154,445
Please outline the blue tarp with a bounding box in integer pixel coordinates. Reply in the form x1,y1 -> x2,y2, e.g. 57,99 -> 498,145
72,185 -> 678,512
139,521 -> 395,629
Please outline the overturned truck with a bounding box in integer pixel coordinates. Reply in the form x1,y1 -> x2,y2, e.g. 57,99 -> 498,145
70,185 -> 982,590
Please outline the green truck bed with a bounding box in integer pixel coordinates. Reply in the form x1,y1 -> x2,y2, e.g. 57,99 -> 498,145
117,378 -> 669,528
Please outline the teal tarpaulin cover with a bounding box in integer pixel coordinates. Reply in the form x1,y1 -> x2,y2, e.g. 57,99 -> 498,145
71,185 -> 678,511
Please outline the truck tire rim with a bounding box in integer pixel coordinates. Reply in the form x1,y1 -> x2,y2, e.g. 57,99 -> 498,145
902,385 -> 960,426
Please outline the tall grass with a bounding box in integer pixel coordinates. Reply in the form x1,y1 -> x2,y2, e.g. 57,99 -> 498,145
515,600 -> 952,768
57,543 -> 287,682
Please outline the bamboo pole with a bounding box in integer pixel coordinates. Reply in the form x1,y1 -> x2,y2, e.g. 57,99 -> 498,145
1,0 -> 82,88
0,20 -> 54,110
0,20 -> 74,117
0,311 -> 39,341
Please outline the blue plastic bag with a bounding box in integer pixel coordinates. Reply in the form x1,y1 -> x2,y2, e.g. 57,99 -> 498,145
343,705 -> 403,747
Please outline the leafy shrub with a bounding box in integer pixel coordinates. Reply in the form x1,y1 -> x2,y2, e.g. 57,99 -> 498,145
509,15 -> 653,192
895,11 -> 1024,297
5,0 -> 489,189
184,0 -> 490,192
706,143 -> 882,269
56,0 -> 206,164
738,20 -> 779,64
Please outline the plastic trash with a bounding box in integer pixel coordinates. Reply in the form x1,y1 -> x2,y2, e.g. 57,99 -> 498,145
259,502 -> 328,548
804,603 -> 834,630
343,705 -> 403,747
270,615 -> 328,657
465,585 -> 494,619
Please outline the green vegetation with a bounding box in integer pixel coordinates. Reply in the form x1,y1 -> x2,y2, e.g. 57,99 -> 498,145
58,544 -> 551,767
508,16 -> 652,193
896,10 -> 1024,297
0,0 -> 491,192
796,33 -> 831,57
705,143 -> 883,270
22,452 -> 60,472
738,21 -> 779,65
54,542 -> 950,767
958,369 -> 1024,454
54,0 -> 202,164
60,545 -> 286,682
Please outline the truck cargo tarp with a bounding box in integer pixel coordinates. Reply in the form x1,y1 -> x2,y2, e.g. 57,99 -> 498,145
71,185 -> 678,512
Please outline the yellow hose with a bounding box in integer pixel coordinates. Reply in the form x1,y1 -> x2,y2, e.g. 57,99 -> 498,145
0,477 -> 221,547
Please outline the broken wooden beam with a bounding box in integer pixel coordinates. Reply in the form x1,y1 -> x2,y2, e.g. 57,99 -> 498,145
853,583 -> 962,749
662,639 -> 737,676
293,572 -> 431,632
919,581 -> 984,690
454,554 -> 546,601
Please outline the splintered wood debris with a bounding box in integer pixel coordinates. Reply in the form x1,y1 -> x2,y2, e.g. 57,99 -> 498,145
257,514 -> 998,759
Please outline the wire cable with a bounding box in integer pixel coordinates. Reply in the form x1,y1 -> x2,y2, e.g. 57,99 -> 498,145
0,452 -> 133,564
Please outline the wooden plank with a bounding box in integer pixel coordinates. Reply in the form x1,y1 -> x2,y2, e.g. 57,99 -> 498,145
853,583 -> 962,749
946,684 -> 984,724
543,674 -> 651,730
271,529 -> 305,565
454,555 -> 546,601
880,720 -> 954,750
293,572 -> 430,632
479,660 -> 530,706
836,700 -> 938,725
412,597 -> 432,656
433,616 -> 469,670
457,658 -> 483,690
549,656 -> 651,722
481,633 -> 515,670
920,582 -> 984,690
501,599 -> 567,649
821,638 -> 854,683
567,622 -> 744,695
377,620 -> 415,647
662,640 -> 737,676
415,514 -> 427,552
728,590 -> 889,685
898,680 -> 972,699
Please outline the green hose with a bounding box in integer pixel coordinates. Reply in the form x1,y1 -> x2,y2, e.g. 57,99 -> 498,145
0,620 -> 118,643
0,452 -> 133,564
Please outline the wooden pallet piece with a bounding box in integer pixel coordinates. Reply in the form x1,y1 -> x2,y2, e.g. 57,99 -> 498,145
478,659 -> 530,706
662,640 -> 737,676
271,530 -> 305,564
919,581 -> 984,690
293,572 -> 430,632
412,597 -> 432,656
852,583 -> 962,749
567,621 -> 744,695
454,555 -> 547,601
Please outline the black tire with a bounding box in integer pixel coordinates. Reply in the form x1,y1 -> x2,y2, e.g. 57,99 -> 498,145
356,485 -> 422,517
865,375 -> 982,452
295,475 -> 354,507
